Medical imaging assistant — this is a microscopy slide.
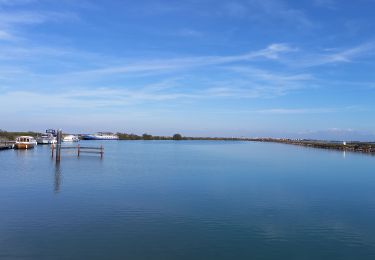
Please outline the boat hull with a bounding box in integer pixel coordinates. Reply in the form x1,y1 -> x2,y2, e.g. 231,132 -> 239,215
15,143 -> 35,149
37,139 -> 50,144
82,135 -> 119,140
63,135 -> 79,142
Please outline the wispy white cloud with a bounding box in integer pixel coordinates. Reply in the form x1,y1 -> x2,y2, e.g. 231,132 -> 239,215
0,29 -> 14,40
0,11 -> 46,27
238,105 -> 366,115
132,0 -> 312,27
0,9 -> 79,45
0,68 -> 311,112
0,39 -> 372,101
69,43 -> 294,77
318,42 -> 375,63
0,42 -> 306,102
227,66 -> 312,82
282,42 -> 375,67
0,87 -> 195,112
3,40 -> 373,107
0,11 -> 79,27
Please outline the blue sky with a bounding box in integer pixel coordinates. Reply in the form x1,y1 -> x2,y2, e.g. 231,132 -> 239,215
0,0 -> 375,140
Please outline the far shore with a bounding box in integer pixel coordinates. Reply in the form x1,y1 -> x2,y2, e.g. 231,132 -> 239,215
1,130 -> 374,154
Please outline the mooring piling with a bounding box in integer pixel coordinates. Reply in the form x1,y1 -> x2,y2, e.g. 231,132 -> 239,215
55,129 -> 62,162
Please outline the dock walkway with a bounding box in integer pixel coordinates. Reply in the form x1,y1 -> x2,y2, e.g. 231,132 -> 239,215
0,141 -> 15,150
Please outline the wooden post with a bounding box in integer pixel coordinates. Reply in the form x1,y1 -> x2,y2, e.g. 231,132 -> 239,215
56,129 -> 62,162
77,144 -> 80,157
51,144 -> 54,158
100,145 -> 103,159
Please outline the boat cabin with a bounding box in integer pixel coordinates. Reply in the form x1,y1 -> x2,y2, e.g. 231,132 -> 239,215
16,136 -> 35,143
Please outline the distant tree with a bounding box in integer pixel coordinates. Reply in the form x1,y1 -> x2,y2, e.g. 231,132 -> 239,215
129,134 -> 142,140
142,133 -> 153,140
172,133 -> 182,140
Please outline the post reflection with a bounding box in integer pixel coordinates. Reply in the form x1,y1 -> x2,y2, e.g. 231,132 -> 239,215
54,162 -> 62,193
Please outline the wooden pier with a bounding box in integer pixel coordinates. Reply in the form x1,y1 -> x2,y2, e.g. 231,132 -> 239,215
51,144 -> 104,160
0,141 -> 15,150
48,130 -> 104,161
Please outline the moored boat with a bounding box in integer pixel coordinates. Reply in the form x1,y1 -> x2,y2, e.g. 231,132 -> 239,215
36,133 -> 57,144
15,136 -> 37,149
63,135 -> 79,142
82,132 -> 119,140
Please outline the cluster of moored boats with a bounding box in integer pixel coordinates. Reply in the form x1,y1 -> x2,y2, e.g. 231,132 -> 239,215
34,129 -> 80,145
13,130 -> 119,150
15,130 -> 79,150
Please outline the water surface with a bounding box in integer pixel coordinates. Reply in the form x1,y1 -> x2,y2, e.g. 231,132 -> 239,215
1,141 -> 375,259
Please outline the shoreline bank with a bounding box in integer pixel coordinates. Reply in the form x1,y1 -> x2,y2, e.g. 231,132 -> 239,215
1,130 -> 374,154
246,138 -> 375,154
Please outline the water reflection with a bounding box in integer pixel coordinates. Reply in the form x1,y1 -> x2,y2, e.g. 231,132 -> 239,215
2,141 -> 375,260
14,148 -> 34,157
54,162 -> 62,193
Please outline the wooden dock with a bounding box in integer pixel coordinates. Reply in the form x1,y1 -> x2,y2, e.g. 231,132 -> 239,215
51,144 -> 104,159
0,141 -> 15,150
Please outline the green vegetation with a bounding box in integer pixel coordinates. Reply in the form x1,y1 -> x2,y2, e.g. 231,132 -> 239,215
116,132 -> 244,141
0,130 -> 39,141
116,132 -> 181,140
172,133 -> 182,140
142,133 -> 153,140
113,133 -> 375,153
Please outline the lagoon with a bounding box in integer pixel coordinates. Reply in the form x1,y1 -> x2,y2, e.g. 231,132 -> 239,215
1,140 -> 375,259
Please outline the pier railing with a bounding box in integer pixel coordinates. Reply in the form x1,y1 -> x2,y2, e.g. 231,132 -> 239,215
51,144 -> 104,159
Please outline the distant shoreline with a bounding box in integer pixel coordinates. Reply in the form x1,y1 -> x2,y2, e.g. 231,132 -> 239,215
1,130 -> 374,154
245,138 -> 375,155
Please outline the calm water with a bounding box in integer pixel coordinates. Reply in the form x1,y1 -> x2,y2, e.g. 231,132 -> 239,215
1,141 -> 375,259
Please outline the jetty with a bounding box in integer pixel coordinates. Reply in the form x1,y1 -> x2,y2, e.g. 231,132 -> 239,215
247,138 -> 375,154
0,141 -> 15,150
51,144 -> 104,159
52,130 -> 104,161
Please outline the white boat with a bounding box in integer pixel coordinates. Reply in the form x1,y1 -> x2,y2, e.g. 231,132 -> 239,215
82,132 -> 119,140
15,136 -> 37,149
63,135 -> 79,142
36,133 -> 57,144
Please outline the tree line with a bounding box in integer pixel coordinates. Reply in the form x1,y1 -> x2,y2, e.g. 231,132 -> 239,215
117,133 -> 183,140
0,130 -> 39,141
0,130 -> 246,141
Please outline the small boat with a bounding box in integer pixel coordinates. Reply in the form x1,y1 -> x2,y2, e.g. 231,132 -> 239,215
15,136 -> 37,149
36,133 -> 57,144
63,135 -> 79,142
82,132 -> 119,140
